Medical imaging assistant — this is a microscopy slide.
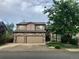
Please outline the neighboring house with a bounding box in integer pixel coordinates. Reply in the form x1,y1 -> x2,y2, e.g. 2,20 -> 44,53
0,22 -> 6,35
14,22 -> 46,44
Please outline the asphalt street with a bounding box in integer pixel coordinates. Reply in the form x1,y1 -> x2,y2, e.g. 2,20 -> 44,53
0,51 -> 78,59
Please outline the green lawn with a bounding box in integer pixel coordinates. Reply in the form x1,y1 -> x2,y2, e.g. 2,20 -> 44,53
47,42 -> 78,49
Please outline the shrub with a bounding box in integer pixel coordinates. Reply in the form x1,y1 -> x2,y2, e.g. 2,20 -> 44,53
0,31 -> 13,44
61,34 -> 72,44
61,35 -> 68,43
51,40 -> 56,42
46,41 -> 59,46
69,38 -> 78,45
55,45 -> 61,49
46,41 -> 53,46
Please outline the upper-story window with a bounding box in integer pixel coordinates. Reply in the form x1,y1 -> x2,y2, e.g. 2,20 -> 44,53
36,25 -> 45,30
17,25 -> 26,30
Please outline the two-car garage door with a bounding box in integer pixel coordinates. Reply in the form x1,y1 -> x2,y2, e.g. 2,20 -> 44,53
16,36 -> 44,43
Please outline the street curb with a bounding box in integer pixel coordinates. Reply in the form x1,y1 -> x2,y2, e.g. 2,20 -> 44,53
66,49 -> 79,52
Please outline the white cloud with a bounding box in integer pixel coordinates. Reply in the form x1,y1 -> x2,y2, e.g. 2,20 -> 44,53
0,18 -> 3,21
0,0 -> 52,24
0,0 -> 14,6
20,1 -> 32,11
21,2 -> 27,11
0,0 -> 20,9
0,0 -> 52,11
33,5 -> 44,13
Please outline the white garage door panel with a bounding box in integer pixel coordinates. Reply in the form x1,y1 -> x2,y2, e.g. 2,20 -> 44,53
27,36 -> 43,43
16,36 -> 25,43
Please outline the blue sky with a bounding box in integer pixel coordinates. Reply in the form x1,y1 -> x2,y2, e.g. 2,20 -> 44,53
0,0 -> 52,25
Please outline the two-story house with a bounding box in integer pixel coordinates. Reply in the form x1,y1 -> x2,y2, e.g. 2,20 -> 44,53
14,22 -> 46,44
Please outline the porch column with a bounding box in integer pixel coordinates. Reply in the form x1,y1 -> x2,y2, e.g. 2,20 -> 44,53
43,33 -> 46,45
50,33 -> 53,41
76,33 -> 79,47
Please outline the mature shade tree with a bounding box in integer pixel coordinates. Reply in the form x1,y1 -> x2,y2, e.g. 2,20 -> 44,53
0,22 -> 7,44
5,23 -> 14,42
0,23 -> 14,44
44,0 -> 79,43
6,23 -> 14,33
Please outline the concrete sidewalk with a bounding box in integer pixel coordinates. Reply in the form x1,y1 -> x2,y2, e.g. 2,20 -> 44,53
0,43 -> 20,50
66,49 -> 79,52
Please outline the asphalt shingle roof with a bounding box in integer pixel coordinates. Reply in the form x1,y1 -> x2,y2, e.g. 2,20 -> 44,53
17,22 -> 46,25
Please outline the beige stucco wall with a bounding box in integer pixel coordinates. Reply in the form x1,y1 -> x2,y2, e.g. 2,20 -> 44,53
26,24 -> 35,31
16,24 -> 45,31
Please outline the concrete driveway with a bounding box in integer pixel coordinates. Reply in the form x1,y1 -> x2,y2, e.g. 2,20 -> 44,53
0,43 -> 56,52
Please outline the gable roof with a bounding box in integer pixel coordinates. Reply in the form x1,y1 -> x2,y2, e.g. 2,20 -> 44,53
17,22 -> 46,25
